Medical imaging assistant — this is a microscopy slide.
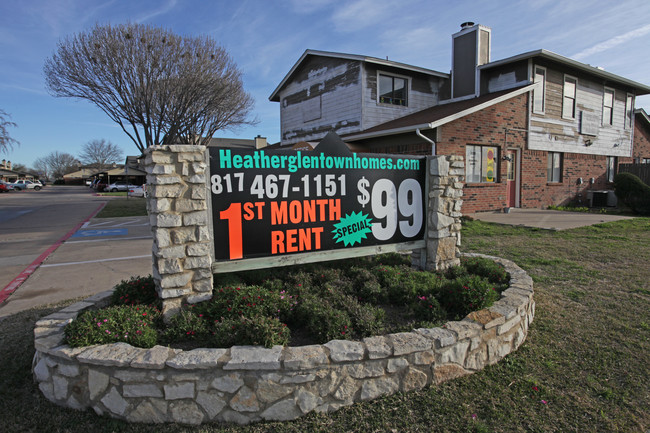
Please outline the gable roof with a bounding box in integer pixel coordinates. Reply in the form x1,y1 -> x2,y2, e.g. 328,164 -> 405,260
343,84 -> 535,141
635,108 -> 650,128
480,49 -> 650,95
269,49 -> 449,102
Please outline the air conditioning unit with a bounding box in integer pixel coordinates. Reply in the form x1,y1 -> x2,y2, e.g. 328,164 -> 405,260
606,190 -> 617,207
587,190 -> 617,207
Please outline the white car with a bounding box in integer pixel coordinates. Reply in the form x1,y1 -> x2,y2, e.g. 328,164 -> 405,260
10,180 -> 43,191
107,181 -> 137,192
127,185 -> 147,197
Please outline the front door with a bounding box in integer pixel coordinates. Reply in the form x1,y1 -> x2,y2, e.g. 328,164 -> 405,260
506,150 -> 517,208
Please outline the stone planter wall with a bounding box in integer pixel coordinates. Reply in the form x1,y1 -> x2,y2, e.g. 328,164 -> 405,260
32,254 -> 534,426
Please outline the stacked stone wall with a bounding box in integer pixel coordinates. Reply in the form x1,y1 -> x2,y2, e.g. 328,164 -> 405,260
32,254 -> 533,425
143,145 -> 214,317
415,155 -> 464,271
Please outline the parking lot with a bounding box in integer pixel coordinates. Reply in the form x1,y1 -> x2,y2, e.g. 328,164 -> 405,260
0,187 -> 152,318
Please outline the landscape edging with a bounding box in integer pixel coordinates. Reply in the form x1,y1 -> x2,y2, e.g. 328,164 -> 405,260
32,253 -> 534,425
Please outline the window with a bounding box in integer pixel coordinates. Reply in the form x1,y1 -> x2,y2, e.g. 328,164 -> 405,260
378,74 -> 408,106
547,152 -> 562,183
642,158 -> 650,164
625,94 -> 634,129
533,66 -> 546,114
562,76 -> 577,119
603,88 -> 614,126
466,145 -> 498,183
606,156 -> 617,183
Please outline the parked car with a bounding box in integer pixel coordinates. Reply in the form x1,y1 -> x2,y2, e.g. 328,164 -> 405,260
0,180 -> 14,192
127,184 -> 147,198
107,181 -> 137,192
10,180 -> 43,191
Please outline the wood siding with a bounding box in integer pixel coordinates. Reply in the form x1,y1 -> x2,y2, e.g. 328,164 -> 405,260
279,57 -> 363,145
482,61 -> 529,94
362,64 -> 441,131
529,67 -> 633,157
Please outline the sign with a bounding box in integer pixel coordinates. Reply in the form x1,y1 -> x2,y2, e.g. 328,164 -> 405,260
71,229 -> 128,237
209,133 -> 426,264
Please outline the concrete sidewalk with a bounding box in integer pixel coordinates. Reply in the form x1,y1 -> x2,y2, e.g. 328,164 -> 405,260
0,216 -> 153,318
468,208 -> 633,230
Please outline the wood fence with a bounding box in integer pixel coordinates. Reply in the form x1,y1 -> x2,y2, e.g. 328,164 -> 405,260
619,163 -> 650,185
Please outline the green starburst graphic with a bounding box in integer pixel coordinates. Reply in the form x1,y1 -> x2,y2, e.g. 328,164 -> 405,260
332,211 -> 373,247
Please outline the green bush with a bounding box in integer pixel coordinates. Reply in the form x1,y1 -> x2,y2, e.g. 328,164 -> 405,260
295,293 -> 353,342
111,275 -> 159,307
161,308 -> 211,345
614,172 -> 650,215
412,293 -> 446,323
66,254 -> 512,349
438,275 -> 499,320
211,315 -> 290,348
461,256 -> 510,289
64,305 -> 160,348
195,285 -> 293,321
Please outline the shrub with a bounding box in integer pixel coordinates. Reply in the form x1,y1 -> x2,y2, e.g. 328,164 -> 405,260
64,304 -> 160,348
348,266 -> 384,303
295,293 -> 353,342
412,293 -> 446,323
211,315 -> 290,348
438,275 -> 499,320
161,308 -> 210,345
111,275 -> 159,306
614,172 -> 650,215
461,256 -> 510,289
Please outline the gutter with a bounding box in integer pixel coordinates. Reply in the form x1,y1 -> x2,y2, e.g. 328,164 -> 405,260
416,128 -> 436,155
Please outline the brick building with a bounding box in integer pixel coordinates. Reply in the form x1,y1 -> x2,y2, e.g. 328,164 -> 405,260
270,23 -> 650,213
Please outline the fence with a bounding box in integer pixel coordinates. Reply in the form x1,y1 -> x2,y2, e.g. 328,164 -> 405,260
619,163 -> 650,185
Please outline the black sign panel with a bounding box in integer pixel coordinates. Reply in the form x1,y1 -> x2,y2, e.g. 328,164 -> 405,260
209,132 -> 425,262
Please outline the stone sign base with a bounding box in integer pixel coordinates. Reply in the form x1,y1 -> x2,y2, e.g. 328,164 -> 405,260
33,254 -> 533,425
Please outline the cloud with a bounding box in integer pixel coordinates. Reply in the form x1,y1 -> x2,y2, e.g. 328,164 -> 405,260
331,0 -> 393,32
572,23 -> 650,60
287,0 -> 339,14
136,0 -> 178,23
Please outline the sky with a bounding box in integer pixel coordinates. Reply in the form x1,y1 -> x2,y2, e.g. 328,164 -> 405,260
1,0 -> 650,169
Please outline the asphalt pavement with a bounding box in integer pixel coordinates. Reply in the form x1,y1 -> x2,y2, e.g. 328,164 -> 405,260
0,187 -> 153,318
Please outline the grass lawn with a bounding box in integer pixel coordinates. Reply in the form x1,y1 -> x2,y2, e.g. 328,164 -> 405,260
0,218 -> 648,432
96,197 -> 147,218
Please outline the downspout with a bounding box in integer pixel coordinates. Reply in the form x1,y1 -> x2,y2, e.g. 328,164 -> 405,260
416,128 -> 436,155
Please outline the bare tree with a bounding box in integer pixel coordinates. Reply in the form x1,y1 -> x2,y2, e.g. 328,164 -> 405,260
33,157 -> 50,179
1,109 -> 19,154
79,139 -> 123,172
43,151 -> 80,179
44,23 -> 255,153
10,163 -> 28,173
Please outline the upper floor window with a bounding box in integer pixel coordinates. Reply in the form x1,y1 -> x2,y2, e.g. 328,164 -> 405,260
533,66 -> 546,114
562,76 -> 577,119
466,145 -> 498,183
603,88 -> 614,126
625,93 -> 634,129
378,74 -> 408,106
